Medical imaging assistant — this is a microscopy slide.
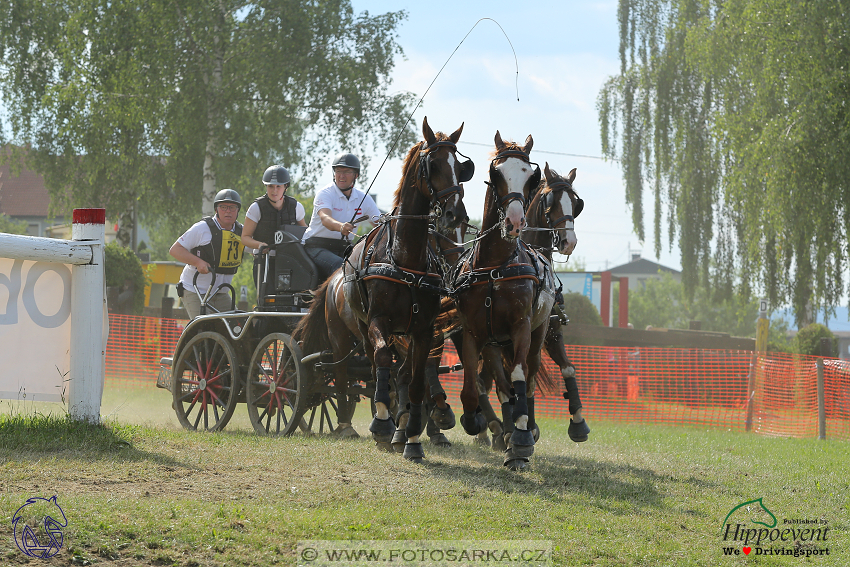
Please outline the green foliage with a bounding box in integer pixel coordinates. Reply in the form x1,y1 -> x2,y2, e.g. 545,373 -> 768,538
0,0 -> 415,234
598,0 -> 850,326
0,213 -> 27,234
794,323 -> 837,357
629,272 -> 788,338
231,255 -> 257,309
104,242 -> 148,315
562,292 -> 602,326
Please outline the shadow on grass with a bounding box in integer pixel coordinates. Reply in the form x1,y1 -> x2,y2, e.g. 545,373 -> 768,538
415,440 -> 719,514
0,413 -> 192,469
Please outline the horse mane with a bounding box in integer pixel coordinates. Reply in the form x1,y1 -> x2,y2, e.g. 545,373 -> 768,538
292,277 -> 332,354
392,131 -> 453,208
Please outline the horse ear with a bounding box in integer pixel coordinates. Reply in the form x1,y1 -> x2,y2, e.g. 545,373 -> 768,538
494,130 -> 505,151
423,116 -> 436,147
567,167 -> 577,183
523,134 -> 534,155
544,162 -> 553,182
449,122 -> 464,145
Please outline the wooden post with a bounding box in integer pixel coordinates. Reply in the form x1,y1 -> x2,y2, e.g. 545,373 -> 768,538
600,271 -> 611,327
817,337 -> 830,440
618,276 -> 629,328
68,209 -> 106,424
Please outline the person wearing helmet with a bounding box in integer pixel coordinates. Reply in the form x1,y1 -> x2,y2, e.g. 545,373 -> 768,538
169,188 -> 245,319
302,152 -> 380,280
241,165 -> 307,288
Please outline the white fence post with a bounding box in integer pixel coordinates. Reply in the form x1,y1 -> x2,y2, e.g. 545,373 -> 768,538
68,209 -> 106,423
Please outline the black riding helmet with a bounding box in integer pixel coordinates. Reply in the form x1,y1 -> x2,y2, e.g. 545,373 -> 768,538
213,188 -> 242,212
331,153 -> 360,173
263,164 -> 291,186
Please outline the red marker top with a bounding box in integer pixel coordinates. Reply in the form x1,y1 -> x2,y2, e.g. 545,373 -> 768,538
72,208 -> 106,225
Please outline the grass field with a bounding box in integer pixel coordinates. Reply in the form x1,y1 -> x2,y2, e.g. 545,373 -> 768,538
0,385 -> 848,566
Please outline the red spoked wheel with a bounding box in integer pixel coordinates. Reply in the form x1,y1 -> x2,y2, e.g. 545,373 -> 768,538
172,331 -> 240,431
246,333 -> 304,436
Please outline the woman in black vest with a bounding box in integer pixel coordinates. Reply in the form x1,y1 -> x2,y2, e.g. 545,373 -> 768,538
241,165 -> 307,289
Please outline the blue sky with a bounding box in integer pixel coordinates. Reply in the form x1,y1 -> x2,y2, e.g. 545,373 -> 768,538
347,0 -> 683,274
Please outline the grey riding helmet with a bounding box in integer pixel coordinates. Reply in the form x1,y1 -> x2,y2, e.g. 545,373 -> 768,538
263,164 -> 291,185
213,188 -> 242,212
331,153 -> 360,173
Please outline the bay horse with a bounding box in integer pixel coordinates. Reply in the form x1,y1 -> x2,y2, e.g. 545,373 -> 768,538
293,117 -> 470,462
475,164 -> 590,453
448,131 -> 557,469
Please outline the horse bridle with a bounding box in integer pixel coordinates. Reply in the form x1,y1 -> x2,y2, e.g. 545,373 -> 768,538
486,148 -> 541,211
418,140 -> 474,219
524,180 -> 583,248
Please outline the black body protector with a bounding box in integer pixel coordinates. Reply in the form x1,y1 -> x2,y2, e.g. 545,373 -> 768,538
191,217 -> 244,275
252,194 -> 299,243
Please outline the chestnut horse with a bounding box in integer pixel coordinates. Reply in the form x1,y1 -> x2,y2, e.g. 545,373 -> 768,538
448,131 -> 558,469
474,164 -> 590,453
293,117 -> 470,462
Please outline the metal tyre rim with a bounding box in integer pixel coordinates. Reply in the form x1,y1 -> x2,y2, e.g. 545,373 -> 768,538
172,331 -> 239,432
246,333 -> 303,436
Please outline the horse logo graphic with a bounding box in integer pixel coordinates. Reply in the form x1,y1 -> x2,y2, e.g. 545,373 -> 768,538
12,495 -> 67,558
722,497 -> 778,530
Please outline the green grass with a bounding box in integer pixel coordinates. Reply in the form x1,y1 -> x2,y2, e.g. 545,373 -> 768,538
0,392 -> 848,566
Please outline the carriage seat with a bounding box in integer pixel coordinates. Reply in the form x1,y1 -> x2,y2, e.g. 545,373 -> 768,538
271,227 -> 320,293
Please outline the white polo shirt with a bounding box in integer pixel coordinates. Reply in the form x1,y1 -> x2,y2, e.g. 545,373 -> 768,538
177,216 -> 244,294
302,182 -> 381,243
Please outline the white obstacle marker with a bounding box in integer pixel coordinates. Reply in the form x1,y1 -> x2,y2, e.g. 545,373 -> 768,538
0,209 -> 106,423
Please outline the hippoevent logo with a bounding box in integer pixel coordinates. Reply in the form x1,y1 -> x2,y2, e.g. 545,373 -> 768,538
721,498 -> 830,558
11,496 -> 67,559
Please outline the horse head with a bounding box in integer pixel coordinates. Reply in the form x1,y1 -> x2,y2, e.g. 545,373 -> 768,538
415,117 -> 471,230
488,131 -> 540,239
542,163 -> 580,256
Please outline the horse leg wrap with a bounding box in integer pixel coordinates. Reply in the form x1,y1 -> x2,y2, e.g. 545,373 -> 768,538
500,402 -> 514,435
395,380 -> 410,422
374,366 -> 392,408
460,409 -> 487,436
429,403 -> 455,430
527,397 -> 540,443
402,441 -> 425,463
426,364 -> 446,400
503,446 -> 530,471
512,381 -> 529,424
562,368 -> 583,415
405,402 -> 425,438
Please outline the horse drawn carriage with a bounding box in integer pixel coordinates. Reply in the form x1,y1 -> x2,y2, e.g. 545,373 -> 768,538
156,117 -> 589,469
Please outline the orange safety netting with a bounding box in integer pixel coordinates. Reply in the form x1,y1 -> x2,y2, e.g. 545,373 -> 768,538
106,314 -> 850,440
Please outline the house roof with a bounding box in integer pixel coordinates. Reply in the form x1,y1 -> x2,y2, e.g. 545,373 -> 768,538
0,149 -> 50,217
609,257 -> 681,276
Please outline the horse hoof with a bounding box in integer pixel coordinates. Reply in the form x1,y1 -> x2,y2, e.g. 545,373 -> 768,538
429,432 -> 452,447
474,433 -> 491,448
369,415 -> 396,443
403,442 -> 425,463
391,428 -> 407,453
460,412 -> 487,435
503,448 -> 530,470
531,423 -> 540,443
569,418 -> 590,443
375,441 -> 394,452
492,433 -> 507,452
430,404 -> 456,430
333,425 -> 360,439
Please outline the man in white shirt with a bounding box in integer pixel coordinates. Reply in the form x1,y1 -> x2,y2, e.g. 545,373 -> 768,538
169,189 -> 245,319
302,153 -> 380,280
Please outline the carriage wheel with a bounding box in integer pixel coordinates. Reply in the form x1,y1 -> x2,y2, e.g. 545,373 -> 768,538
172,331 -> 240,432
246,333 -> 304,436
301,388 -> 340,435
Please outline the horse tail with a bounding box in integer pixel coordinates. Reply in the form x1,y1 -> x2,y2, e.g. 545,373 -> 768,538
500,351 -> 558,396
434,297 -> 460,336
292,278 -> 332,354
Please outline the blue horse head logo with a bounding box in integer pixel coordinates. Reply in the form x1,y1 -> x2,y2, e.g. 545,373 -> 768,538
12,495 -> 68,559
